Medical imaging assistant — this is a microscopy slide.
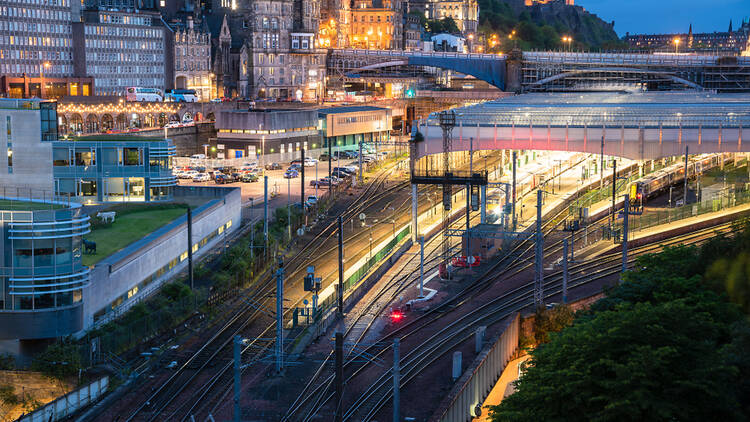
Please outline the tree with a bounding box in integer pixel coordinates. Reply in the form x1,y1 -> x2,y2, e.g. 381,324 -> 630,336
489,247 -> 750,421
31,339 -> 81,380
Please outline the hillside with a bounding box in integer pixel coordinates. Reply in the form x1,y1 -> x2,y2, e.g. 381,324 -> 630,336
477,0 -> 622,50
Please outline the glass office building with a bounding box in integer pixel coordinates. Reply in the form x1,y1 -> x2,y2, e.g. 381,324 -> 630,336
53,138 -> 177,203
0,199 -> 90,339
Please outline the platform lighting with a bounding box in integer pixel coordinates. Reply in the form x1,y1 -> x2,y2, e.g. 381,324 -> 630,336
673,38 -> 681,53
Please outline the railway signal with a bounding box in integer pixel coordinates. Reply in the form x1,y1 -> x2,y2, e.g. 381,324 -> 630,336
389,307 -> 405,322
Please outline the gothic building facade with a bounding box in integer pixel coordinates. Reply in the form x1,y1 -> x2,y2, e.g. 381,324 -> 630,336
208,0 -> 326,100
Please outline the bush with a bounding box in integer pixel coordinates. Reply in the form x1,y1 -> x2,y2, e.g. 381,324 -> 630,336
31,339 -> 81,380
0,353 -> 15,370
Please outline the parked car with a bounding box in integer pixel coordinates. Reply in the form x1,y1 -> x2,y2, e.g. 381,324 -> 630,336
306,195 -> 319,207
180,170 -> 199,179
310,178 -> 330,187
284,169 -> 299,178
229,172 -> 243,182
289,163 -> 302,171
333,167 -> 355,175
265,162 -> 282,170
192,173 -> 211,182
319,153 -> 331,161
331,170 -> 350,179
303,159 -> 316,167
241,173 -> 259,183
214,174 -> 231,184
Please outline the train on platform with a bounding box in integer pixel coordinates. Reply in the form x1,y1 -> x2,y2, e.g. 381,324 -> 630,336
634,153 -> 733,200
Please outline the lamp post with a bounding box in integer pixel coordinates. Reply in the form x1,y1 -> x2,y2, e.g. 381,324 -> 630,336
562,36 -> 572,52
40,61 -> 50,99
673,38 -> 681,54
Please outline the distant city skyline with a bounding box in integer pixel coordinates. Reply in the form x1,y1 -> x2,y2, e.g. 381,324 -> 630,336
578,0 -> 749,36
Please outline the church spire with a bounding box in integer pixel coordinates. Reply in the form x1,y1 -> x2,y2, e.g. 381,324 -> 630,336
729,19 -> 733,33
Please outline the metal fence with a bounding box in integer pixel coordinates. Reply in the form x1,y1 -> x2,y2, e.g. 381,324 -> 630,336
434,313 -> 520,422
17,376 -> 109,422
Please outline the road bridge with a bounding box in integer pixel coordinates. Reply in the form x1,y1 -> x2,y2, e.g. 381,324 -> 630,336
328,49 -> 750,92
413,91 -> 750,162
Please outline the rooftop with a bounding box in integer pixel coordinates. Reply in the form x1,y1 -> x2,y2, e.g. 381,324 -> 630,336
428,91 -> 750,127
63,135 -> 169,142
0,199 -> 65,211
318,105 -> 389,115
0,98 -> 47,110
82,204 -> 188,267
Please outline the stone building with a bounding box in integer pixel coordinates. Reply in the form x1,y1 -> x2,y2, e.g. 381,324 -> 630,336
425,0 -> 478,34
349,0 -> 402,50
209,0 -> 326,100
173,16 -> 212,100
624,20 -> 750,54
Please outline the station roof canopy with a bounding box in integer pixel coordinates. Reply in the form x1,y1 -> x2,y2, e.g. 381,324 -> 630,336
318,105 -> 388,115
427,91 -> 750,128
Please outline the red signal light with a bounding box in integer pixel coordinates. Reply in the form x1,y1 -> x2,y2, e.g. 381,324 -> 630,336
637,193 -> 642,200
390,310 -> 404,322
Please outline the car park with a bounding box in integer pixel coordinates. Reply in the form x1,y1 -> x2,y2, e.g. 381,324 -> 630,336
265,162 -> 282,170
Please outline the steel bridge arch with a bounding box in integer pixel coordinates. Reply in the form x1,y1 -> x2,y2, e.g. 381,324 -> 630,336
527,67 -> 704,90
344,56 -> 506,89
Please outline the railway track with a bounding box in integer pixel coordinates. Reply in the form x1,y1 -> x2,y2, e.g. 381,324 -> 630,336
340,220 -> 734,421
116,162 -> 412,421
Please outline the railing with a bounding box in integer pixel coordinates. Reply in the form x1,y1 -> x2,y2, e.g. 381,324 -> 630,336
523,51 -> 750,66
433,313 -> 520,422
16,376 -> 109,422
331,48 -> 504,60
611,187 -> 750,237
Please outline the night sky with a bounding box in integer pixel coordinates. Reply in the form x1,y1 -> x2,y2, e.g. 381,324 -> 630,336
576,0 -> 750,36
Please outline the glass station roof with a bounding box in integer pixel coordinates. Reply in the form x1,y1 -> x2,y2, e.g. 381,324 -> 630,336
427,91 -> 750,127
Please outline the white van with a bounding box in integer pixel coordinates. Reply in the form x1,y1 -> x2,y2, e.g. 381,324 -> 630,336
190,154 -> 207,160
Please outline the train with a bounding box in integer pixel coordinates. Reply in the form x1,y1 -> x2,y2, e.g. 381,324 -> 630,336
634,153 -> 733,200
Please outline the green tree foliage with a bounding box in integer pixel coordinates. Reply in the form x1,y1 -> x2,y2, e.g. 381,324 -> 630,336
427,17 -> 460,34
0,384 -> 18,406
31,339 -> 81,380
0,353 -> 15,370
531,305 -> 574,345
489,245 -> 750,421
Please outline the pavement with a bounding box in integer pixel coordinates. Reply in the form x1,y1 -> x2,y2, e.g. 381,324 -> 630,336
473,355 -> 530,421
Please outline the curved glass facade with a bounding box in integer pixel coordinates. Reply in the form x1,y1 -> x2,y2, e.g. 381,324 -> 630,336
0,202 -> 90,338
53,138 -> 177,203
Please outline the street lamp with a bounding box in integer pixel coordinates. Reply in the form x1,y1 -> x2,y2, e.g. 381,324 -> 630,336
40,61 -> 50,99
673,37 -> 681,54
562,36 -> 572,52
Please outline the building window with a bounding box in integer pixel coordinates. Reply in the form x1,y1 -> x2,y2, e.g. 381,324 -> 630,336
7,142 -> 12,173
5,116 -> 10,138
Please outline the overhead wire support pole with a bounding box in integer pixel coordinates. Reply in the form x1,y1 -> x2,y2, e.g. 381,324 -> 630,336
534,189 -> 544,308
393,338 -> 400,422
301,147 -> 306,209
233,335 -> 241,422
562,239 -> 569,304
335,332 -> 343,422
611,159 -> 617,227
275,257 -> 284,373
600,135 -> 605,190
684,145 -> 689,204
264,175 -> 269,255
512,151 -> 517,232
337,216 -> 344,318
622,194 -> 629,275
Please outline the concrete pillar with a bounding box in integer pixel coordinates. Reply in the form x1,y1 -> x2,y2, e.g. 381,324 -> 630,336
452,351 -> 462,381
